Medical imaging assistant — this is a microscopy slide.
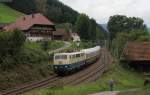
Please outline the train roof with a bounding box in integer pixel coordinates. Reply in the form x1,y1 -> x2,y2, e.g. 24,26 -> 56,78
54,46 -> 100,56
54,51 -> 84,56
81,46 -> 101,54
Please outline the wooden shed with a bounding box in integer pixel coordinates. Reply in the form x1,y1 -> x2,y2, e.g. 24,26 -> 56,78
121,42 -> 150,75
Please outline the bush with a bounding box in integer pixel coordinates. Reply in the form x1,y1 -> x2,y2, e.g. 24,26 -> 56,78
0,30 -> 26,70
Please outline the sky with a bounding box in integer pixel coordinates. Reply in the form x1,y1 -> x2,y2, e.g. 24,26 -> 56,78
59,0 -> 150,27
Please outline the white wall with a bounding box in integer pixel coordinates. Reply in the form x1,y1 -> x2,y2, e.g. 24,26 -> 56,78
72,35 -> 80,42
26,37 -> 51,42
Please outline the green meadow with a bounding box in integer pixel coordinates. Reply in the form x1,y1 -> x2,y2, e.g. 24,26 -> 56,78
0,3 -> 24,23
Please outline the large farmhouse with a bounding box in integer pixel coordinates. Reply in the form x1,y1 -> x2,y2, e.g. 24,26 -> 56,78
4,13 -> 56,41
121,42 -> 150,75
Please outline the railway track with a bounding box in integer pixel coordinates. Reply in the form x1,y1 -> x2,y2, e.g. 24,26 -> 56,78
69,64 -> 105,85
1,75 -> 60,95
1,48 -> 111,95
63,58 -> 104,85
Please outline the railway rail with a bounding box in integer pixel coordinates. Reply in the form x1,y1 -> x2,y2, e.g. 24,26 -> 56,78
1,75 -> 60,95
1,48 -> 111,95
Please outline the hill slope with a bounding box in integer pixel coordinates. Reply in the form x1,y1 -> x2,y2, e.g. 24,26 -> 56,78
0,3 -> 24,23
100,24 -> 108,32
5,0 -> 78,24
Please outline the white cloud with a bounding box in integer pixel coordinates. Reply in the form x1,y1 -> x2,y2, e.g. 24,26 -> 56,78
59,0 -> 150,27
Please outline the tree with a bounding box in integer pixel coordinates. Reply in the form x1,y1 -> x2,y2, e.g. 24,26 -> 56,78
41,39 -> 49,51
128,29 -> 149,41
111,32 -> 129,58
137,35 -> 150,41
0,30 -> 26,70
88,19 -> 97,40
75,14 -> 90,40
0,30 -> 26,56
96,26 -> 107,40
11,29 -> 26,54
107,15 -> 146,40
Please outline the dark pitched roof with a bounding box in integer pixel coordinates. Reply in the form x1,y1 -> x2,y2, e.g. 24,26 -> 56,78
4,13 -> 54,31
122,42 -> 150,61
53,28 -> 66,35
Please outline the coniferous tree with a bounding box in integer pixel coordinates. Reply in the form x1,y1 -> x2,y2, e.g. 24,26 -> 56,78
75,14 -> 90,40
5,0 -> 37,14
88,19 -> 97,40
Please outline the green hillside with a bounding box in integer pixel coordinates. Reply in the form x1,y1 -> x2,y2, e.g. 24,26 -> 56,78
5,0 -> 78,24
0,3 -> 24,23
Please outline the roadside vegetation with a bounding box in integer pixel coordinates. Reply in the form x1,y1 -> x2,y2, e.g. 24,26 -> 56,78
24,61 -> 146,95
25,40 -> 64,52
63,41 -> 95,52
0,3 -> 24,23
0,30 -> 65,91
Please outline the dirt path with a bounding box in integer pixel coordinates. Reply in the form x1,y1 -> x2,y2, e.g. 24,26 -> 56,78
89,91 -> 119,95
89,88 -> 141,95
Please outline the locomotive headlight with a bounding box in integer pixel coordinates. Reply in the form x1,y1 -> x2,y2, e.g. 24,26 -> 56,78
65,66 -> 68,68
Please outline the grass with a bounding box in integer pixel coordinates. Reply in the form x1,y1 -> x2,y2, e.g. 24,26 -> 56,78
0,3 -> 24,23
46,40 -> 65,51
98,63 -> 144,91
24,61 -> 146,95
119,86 -> 150,95
25,83 -> 101,95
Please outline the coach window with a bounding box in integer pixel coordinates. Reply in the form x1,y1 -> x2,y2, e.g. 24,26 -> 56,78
55,55 -> 60,60
70,55 -> 73,59
76,54 -> 80,58
73,55 -> 76,58
70,55 -> 71,59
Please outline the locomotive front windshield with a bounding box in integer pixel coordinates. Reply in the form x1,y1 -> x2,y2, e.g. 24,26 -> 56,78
55,55 -> 67,60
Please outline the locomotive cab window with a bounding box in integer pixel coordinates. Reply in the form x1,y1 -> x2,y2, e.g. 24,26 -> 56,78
55,55 -> 67,60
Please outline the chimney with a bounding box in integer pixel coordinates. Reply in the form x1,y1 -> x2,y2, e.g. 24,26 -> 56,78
32,14 -> 35,18
23,17 -> 26,20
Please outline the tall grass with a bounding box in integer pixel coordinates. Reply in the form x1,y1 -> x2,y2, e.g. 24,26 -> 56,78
119,86 -> 150,95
